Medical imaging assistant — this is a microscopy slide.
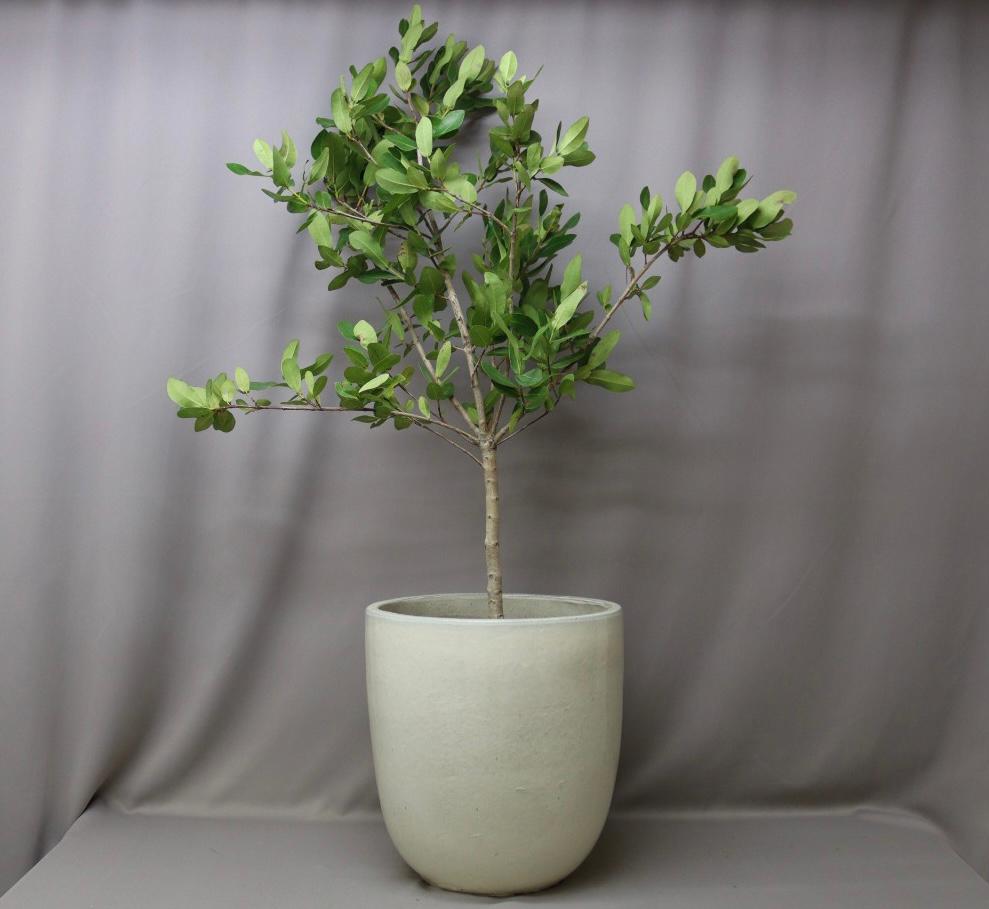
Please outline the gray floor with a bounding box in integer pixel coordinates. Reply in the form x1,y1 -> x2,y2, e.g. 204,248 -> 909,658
3,804 -> 987,907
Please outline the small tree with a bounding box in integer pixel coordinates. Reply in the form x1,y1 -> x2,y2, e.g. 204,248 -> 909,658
167,5 -> 795,619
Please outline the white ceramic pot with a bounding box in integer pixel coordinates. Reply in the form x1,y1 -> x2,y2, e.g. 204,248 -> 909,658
365,593 -> 623,896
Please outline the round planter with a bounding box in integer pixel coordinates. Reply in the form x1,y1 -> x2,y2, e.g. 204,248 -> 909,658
365,593 -> 623,896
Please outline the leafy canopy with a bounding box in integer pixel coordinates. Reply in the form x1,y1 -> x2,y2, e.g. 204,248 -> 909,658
168,5 -> 795,457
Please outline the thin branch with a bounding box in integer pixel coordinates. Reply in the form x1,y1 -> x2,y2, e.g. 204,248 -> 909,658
230,403 -> 362,414
591,224 -> 703,339
447,195 -> 511,233
441,268 -> 489,436
417,213 -> 491,438
413,420 -> 483,465
507,158 -> 523,287
229,398 -> 479,459
496,402 -> 555,445
305,197 -> 405,233
387,285 -> 478,435
344,134 -> 377,166
491,393 -> 508,439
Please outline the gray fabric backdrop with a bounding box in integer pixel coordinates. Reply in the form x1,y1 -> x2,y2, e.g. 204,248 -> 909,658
2,0 -> 988,894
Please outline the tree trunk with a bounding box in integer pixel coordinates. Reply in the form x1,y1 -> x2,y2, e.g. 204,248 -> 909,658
481,441 -> 504,618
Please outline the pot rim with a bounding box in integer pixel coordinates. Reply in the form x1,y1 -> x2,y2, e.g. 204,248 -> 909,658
366,593 -> 621,626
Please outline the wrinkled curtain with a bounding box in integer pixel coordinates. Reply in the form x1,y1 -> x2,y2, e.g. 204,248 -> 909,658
2,0 -> 987,892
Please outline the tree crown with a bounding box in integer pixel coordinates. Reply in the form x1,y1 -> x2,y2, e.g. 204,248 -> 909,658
167,3 -> 796,461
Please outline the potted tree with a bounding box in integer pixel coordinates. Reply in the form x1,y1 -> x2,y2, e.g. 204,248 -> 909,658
167,5 -> 795,896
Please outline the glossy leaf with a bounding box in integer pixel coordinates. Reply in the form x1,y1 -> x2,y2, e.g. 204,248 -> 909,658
551,281 -> 588,331
458,45 -> 486,82
415,117 -> 433,158
252,139 -> 273,170
331,88 -> 351,133
586,369 -> 635,392
675,171 -> 697,212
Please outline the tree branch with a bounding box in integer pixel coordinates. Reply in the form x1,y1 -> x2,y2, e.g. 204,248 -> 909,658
590,224 -> 704,339
228,399 -> 480,460
412,420 -> 483,465
386,285 -> 478,435
495,406 -> 554,445
441,269 -> 488,436
507,160 -> 523,288
418,214 -> 491,439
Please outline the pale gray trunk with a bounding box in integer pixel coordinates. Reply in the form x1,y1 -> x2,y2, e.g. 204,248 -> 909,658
481,441 -> 504,618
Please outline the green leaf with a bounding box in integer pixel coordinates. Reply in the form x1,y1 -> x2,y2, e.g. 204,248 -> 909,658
516,367 -> 545,388
499,50 -> 518,83
415,117 -> 433,158
331,88 -> 352,134
702,204 -> 737,222
253,139 -> 273,170
272,146 -> 291,188
540,154 -> 564,174
194,414 -> 213,432
281,339 -> 300,362
279,130 -> 297,168
764,189 -> 797,206
435,339 -> 452,377
374,168 -> 422,196
307,213 -> 333,248
751,201 -> 782,229
281,358 -> 301,393
536,177 -> 568,196
735,198 -> 759,223
551,280 -> 588,331
235,367 -> 250,394
426,380 -> 455,400
421,190 -> 460,213
458,44 -> 486,82
417,396 -> 431,418
561,254 -> 583,299
759,217 -> 793,239
443,77 -> 466,109
481,361 -> 517,393
353,319 -> 378,348
351,61 -> 379,101
395,60 -> 413,92
359,373 -> 391,393
214,410 -> 236,432
618,203 -> 636,245
433,109 -> 465,137
348,230 -> 392,271
714,156 -> 739,194
586,368 -> 635,392
558,115 -> 589,156
443,175 -> 477,204
588,330 -> 620,369
226,162 -> 262,176
399,17 -> 424,61
308,147 -> 330,183
387,132 -> 418,152
675,170 -> 697,212
167,377 -> 204,409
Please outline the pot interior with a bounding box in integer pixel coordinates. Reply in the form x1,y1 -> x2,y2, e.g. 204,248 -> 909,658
372,594 -> 616,621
